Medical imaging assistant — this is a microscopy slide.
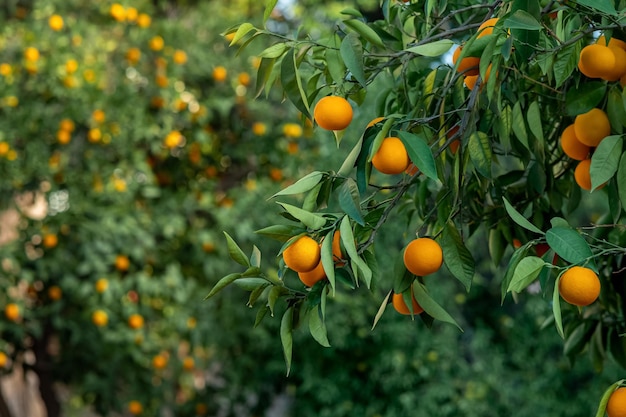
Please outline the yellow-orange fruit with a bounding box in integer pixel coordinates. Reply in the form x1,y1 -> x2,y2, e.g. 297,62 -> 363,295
332,231 -> 344,265
128,314 -> 144,329
560,124 -> 590,161
604,45 -> 626,81
464,75 -> 478,89
578,44 -> 616,78
282,236 -> 321,272
366,116 -> 385,128
128,401 -> 143,415
4,303 -> 20,321
297,260 -> 326,287
574,108 -> 610,147
607,386 -> 626,417
452,46 -> 480,76
371,137 -> 410,175
392,291 -> 424,315
313,96 -> 353,131
558,266 -> 600,306
596,35 -> 626,51
477,18 -> 498,38
574,159 -> 592,191
403,237 -> 443,276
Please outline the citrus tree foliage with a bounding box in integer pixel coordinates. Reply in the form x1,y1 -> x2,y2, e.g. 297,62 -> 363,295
213,0 -> 626,390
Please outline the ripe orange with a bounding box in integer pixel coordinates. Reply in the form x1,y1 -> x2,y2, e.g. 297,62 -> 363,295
92,310 -> 108,326
464,74 -> 478,89
109,3 -> 126,21
59,118 -> 75,132
213,66 -> 227,82
126,48 -> 141,65
298,260 -> 326,287
128,314 -> 144,329
238,72 -> 251,86
558,266 -> 600,306
392,291 -> 424,315
574,108 -> 610,147
182,357 -> 195,371
137,13 -> 151,28
164,130 -> 183,148
24,47 -> 40,62
173,50 -> 187,65
404,237 -> 443,276
372,137 -> 410,175
332,230 -> 344,265
42,233 -> 58,248
607,386 -> 626,417
604,45 -> 626,81
65,59 -> 78,74
0,352 -> 7,368
115,254 -> 130,272
95,278 -> 109,293
313,96 -> 353,131
48,286 -> 62,301
128,400 -> 143,415
283,236 -> 321,273
477,17 -> 498,38
4,303 -> 20,321
48,14 -> 64,31
152,353 -> 168,370
252,122 -> 267,136
149,36 -> 164,51
574,159 -> 592,191
452,46 -> 480,76
560,124 -> 590,161
366,116 -> 385,128
578,44 -> 615,78
125,7 -> 138,22
282,123 -> 303,138
597,35 -> 626,50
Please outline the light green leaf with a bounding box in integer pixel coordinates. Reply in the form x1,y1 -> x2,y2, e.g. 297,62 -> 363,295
372,290 -> 392,330
326,35 -> 345,85
553,274 -> 564,338
205,273 -> 242,299
340,33 -> 367,87
320,230 -> 336,293
340,216 -> 372,288
412,282 -> 462,331
343,19 -> 384,48
277,202 -> 327,229
405,39 -> 454,57
595,381 -> 624,417
308,305 -> 331,347
229,23 -> 256,46
280,307 -> 294,376
338,137 -> 362,177
258,42 -> 288,59
468,131 -> 492,178
590,135 -> 623,190
224,231 -> 251,267
502,197 -> 544,235
263,0 -> 279,24
502,245 -> 530,302
338,178 -> 364,225
397,131 -> 438,181
507,256 -> 546,293
271,171 -> 325,198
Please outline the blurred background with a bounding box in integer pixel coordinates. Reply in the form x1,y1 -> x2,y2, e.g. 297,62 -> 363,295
0,1 -> 621,416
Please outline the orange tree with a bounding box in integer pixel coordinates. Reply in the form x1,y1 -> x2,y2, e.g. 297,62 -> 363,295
0,1 -> 323,416
213,0 -> 626,413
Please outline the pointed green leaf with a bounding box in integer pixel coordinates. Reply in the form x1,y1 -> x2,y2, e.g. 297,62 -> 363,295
468,131 -> 492,178
565,81 -> 607,117
502,197 -> 544,234
280,307 -> 293,376
507,256 -> 546,293
343,19 -> 384,48
590,135 -> 623,190
503,10 -> 542,30
258,42 -> 288,59
280,49 -> 311,118
502,245 -> 530,302
277,202 -> 327,229
267,286 -> 283,316
397,131 -> 438,181
255,224 -> 304,242
205,273 -> 242,299
512,101 -> 529,150
372,290 -> 392,330
223,232 -> 251,267
308,305 -> 331,347
545,226 -> 594,267
617,152 -> 626,209
405,39 -> 454,57
320,230 -> 336,293
326,35 -> 346,85
595,381 -> 624,417
229,23 -> 256,46
340,216 -> 372,288
254,305 -> 269,327
263,0 -> 279,24
340,33 -> 367,87
575,0 -> 617,15
272,171 -> 325,198
338,137 -> 363,177
440,221 -> 474,292
234,277 -> 267,291
412,282 -> 462,331
338,178 -> 364,225
527,101 -> 544,142
250,246 -> 261,268
553,274 -> 564,338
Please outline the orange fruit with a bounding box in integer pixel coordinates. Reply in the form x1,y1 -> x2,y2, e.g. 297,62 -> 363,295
604,45 -> 626,81
126,48 -> 141,65
252,122 -> 267,136
366,116 -> 385,128
282,123 -> 303,138
283,236 -> 321,273
152,353 -> 168,370
477,17 -> 498,38
115,254 -> 130,272
313,96 -> 353,131
238,72 -> 251,86
109,3 -> 126,21
607,386 -> 626,417
137,13 -> 151,28
452,46 -> 480,76
42,233 -> 58,248
298,260 -> 326,287
164,130 -> 183,148
95,278 -> 108,293
560,124 -> 590,161
213,66 -> 227,82
0,352 -> 7,368
372,137 -> 410,175
578,44 -> 615,78
464,74 -> 478,89
24,47 -> 40,62
173,50 -> 187,65
403,237 -> 443,276
149,36 -> 164,51
182,357 -> 195,371
59,118 -> 75,132
574,108 -> 610,147
92,310 -> 108,326
128,314 -> 144,329
597,35 -> 626,51
48,14 -> 64,31
4,303 -> 20,321
558,266 -> 600,306
128,400 -> 143,415
48,286 -> 62,301
392,290 -> 424,315
332,230 -> 344,265
574,159 -> 593,191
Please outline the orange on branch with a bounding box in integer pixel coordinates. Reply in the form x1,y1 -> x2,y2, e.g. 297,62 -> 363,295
403,237 -> 443,276
560,124 -> 590,161
452,46 -> 479,76
283,236 -> 321,273
392,291 -> 423,315
574,108 -> 610,147
607,387 -> 626,417
558,266 -> 600,306
372,137 -> 410,175
313,96 -> 353,131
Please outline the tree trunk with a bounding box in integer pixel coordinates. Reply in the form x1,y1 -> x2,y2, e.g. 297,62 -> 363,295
32,326 -> 60,417
0,384 -> 14,417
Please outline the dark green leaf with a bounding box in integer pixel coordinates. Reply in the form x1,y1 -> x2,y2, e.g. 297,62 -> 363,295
338,178 -> 364,225
280,49 -> 311,118
205,273 -> 242,299
280,307 -> 294,376
308,305 -> 331,347
412,282 -> 462,331
527,101 -> 544,142
503,197 -> 544,234
565,81 -> 607,117
512,101 -> 529,150
502,245 -> 530,302
340,216 -> 372,288
468,131 -> 492,178
255,224 -> 304,242
575,0 -> 617,15
397,131 -> 438,181
343,19 -> 385,48
545,227 -> 594,268
224,231 -> 251,267
617,152 -> 626,210
590,135 -> 623,190
340,33 -> 367,87
553,274 -> 564,338
503,10 -> 542,30
440,221 -> 474,291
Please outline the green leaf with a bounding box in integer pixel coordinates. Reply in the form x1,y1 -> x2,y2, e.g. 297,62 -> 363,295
254,305 -> 269,327
224,232 -> 251,267
440,221 -> 474,292
267,286 -> 283,316
527,101 -> 544,142
340,7 -> 363,18
372,290 -> 392,330
280,307 -> 294,376
234,277 -> 267,291
502,197 -> 544,235
308,305 -> 330,347
255,224 -> 304,242
338,178 -> 365,225
340,33 -> 367,87
502,245 -> 530,302
229,23 -> 256,46
338,136 -> 363,177
326,35 -> 346,85
617,152 -> 626,210
575,0 -> 617,15
320,230 -> 336,293
590,135 -> 623,190
545,227 -> 594,267
503,10 -> 542,30
405,39 -> 454,57
412,282 -> 462,331
507,256 -> 546,293
565,81 -> 607,117
340,216 -> 372,288
553,42 -> 580,88
343,19 -> 385,48
280,49 -> 311,119
277,202 -> 327,229
397,131 -> 438,181
271,171 -> 325,198
258,42 -> 288,59
205,273 -> 242,299
468,131 -> 492,178
595,381 -> 624,417
512,101 -> 529,150
250,246 -> 261,268
553,274 -> 564,338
